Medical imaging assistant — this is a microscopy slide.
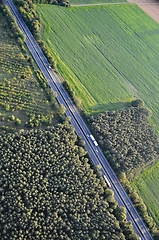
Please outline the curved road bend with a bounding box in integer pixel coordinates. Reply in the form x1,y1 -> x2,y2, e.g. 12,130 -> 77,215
4,0 -> 153,239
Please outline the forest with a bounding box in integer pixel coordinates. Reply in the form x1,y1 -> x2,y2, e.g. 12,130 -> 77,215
0,4 -> 61,134
1,0 -> 158,239
88,101 -> 159,175
0,122 -> 139,240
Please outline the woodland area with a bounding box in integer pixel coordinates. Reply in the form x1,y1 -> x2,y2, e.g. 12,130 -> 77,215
0,4 -> 62,133
0,122 -> 139,240
88,101 -> 159,175
0,1 -> 158,239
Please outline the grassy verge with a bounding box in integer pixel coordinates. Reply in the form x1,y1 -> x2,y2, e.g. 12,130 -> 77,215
36,4 -> 159,133
131,160 -> 159,226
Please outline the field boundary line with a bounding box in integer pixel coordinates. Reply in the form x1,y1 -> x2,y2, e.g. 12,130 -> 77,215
70,2 -> 159,7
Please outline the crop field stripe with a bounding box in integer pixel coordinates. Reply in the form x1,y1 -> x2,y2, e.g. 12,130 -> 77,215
43,9 -> 98,107
70,0 -> 126,5
37,5 -> 159,131
39,5 -> 132,105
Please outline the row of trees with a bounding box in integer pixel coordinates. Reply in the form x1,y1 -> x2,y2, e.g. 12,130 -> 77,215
119,172 -> 159,239
13,0 -> 67,71
15,0 -> 58,70
1,4 -> 26,47
31,0 -> 70,7
63,80 -> 82,109
88,102 -> 159,175
0,122 -> 139,239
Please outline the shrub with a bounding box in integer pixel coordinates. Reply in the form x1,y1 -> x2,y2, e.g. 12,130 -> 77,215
15,118 -> 22,125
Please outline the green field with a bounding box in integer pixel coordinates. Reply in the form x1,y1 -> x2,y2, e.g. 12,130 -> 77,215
37,4 -> 159,132
70,0 -> 126,5
131,161 -> 159,226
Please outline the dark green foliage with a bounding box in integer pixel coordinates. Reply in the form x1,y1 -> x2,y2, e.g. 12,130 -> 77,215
13,0 -> 58,70
121,221 -> 139,240
32,0 -> 70,6
153,231 -> 159,240
63,80 -> 82,108
120,173 -> 158,236
15,117 -> 21,125
0,13 -> 59,132
0,123 -> 127,239
1,4 -> 26,47
25,113 -> 54,127
130,99 -> 144,108
88,104 -> 159,175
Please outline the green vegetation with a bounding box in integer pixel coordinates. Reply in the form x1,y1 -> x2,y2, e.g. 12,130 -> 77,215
31,0 -> 70,7
70,0 -> 125,5
87,103 -> 159,175
131,161 -> 159,227
0,122 -> 140,240
37,4 -> 159,132
119,172 -> 159,237
2,4 -> 26,47
88,103 -> 159,232
0,12 -> 59,133
14,0 -> 58,70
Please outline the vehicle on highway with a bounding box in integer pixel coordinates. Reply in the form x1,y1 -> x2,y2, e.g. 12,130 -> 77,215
103,175 -> 111,188
48,65 -> 51,69
6,0 -> 152,237
90,134 -> 98,146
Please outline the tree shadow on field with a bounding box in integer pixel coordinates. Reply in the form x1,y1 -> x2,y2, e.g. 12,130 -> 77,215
89,101 -> 132,116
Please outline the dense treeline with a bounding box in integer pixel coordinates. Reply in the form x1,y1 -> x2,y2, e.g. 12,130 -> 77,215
63,80 -> 82,108
88,102 -> 159,175
14,0 -> 42,39
0,122 -> 139,240
1,4 -> 26,49
32,0 -> 70,6
13,0 -> 58,70
119,172 -> 159,239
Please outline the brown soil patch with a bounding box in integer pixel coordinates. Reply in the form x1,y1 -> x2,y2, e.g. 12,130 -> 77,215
128,0 -> 159,24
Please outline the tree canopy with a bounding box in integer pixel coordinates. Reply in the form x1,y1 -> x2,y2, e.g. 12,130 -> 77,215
88,105 -> 159,175
0,122 -> 127,239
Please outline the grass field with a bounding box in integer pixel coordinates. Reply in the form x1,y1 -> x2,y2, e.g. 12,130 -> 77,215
37,4 -> 159,132
70,0 -> 126,5
0,13 -> 58,132
131,161 -> 159,226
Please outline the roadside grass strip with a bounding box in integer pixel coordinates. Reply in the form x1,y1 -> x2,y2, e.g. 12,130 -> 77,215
132,160 -> 159,226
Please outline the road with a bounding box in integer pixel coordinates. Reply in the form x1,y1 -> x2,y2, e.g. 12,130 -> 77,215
3,0 -> 153,239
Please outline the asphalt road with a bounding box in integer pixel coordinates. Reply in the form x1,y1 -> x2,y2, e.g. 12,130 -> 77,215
4,0 -> 153,239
